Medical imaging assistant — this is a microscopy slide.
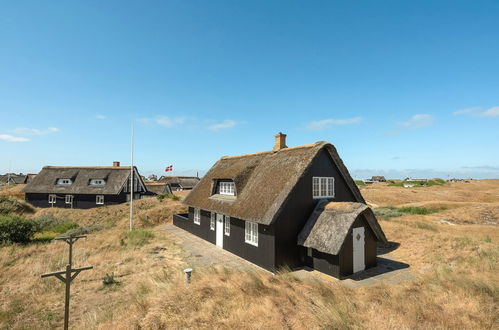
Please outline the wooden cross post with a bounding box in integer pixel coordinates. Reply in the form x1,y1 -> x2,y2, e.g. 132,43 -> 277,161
41,265 -> 93,330
54,235 -> 86,267
41,234 -> 92,330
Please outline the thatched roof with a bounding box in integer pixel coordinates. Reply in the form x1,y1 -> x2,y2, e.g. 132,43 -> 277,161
159,176 -> 200,189
23,166 -> 142,195
0,174 -> 26,184
183,141 -> 365,225
298,201 -> 387,255
145,183 -> 172,195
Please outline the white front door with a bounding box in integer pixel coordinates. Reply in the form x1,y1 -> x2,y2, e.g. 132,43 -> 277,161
352,227 -> 365,273
216,214 -> 224,248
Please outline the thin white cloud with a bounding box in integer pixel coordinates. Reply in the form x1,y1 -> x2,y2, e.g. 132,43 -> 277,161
453,106 -> 499,117
453,107 -> 481,115
10,127 -> 60,136
208,119 -> 237,131
154,116 -> 186,127
478,106 -> 499,117
96,114 -> 107,120
0,134 -> 30,142
305,117 -> 363,131
398,114 -> 433,128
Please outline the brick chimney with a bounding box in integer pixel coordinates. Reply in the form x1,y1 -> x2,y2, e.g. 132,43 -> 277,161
113,161 -> 120,167
273,132 -> 288,151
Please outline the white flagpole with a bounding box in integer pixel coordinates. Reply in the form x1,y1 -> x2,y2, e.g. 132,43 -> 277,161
129,122 -> 134,231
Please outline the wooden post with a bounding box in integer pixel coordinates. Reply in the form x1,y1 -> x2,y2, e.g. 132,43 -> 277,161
41,234 -> 92,329
54,235 -> 86,267
41,265 -> 93,330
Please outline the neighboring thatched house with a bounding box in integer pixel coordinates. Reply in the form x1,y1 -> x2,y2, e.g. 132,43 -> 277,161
23,173 -> 37,184
23,162 -> 148,209
158,176 -> 200,191
0,173 -> 27,185
371,176 -> 386,182
174,133 -> 387,279
144,182 -> 173,196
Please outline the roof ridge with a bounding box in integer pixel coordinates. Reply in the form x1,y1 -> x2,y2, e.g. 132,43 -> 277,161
220,141 -> 327,160
43,166 -> 132,170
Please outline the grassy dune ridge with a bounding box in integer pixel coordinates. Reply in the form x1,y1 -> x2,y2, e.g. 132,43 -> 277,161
0,181 -> 498,329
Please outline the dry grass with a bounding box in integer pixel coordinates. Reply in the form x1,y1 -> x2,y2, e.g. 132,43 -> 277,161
0,181 -> 498,329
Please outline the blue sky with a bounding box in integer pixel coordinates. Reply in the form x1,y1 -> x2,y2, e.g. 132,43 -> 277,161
1,1 -> 498,179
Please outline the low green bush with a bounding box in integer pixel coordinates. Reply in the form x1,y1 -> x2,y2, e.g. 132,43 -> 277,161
0,196 -> 35,215
0,215 -> 38,244
121,229 -> 155,247
156,193 -> 180,201
374,206 -> 445,218
354,180 -> 366,187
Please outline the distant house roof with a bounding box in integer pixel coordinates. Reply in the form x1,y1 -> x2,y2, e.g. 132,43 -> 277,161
297,201 -> 387,255
0,174 -> 26,185
159,176 -> 200,189
23,166 -> 145,195
183,141 -> 365,225
371,176 -> 386,181
145,182 -> 172,195
23,174 -> 37,184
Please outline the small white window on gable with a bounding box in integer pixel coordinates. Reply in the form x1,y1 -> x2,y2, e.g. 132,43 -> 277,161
219,181 -> 235,196
57,179 -> 72,185
48,194 -> 57,204
65,195 -> 73,204
313,177 -> 335,199
90,179 -> 106,186
245,221 -> 258,246
194,208 -> 201,225
96,195 -> 104,205
210,212 -> 215,230
224,216 -> 230,236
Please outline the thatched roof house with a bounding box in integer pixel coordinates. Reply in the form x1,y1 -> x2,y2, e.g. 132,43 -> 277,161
0,174 -> 26,185
144,182 -> 172,195
174,133 -> 387,279
23,162 -> 147,209
159,176 -> 200,191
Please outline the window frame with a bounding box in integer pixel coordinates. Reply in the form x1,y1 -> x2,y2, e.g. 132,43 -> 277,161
193,208 -> 201,225
245,221 -> 258,246
96,195 -> 105,205
90,179 -> 106,186
219,181 -> 235,196
57,178 -> 72,185
210,212 -> 215,230
48,194 -> 57,204
224,216 -> 230,236
65,195 -> 73,204
312,176 -> 335,199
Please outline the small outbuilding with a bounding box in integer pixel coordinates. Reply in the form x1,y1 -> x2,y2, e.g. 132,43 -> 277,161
371,176 -> 386,182
173,133 -> 387,278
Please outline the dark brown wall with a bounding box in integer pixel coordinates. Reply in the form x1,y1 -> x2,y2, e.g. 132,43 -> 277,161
274,149 -> 358,269
173,207 -> 275,271
25,193 -> 129,209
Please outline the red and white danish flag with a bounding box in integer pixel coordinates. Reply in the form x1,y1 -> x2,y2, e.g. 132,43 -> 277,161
165,165 -> 173,172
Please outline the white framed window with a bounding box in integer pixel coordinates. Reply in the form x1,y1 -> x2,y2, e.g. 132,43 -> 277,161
210,212 -> 215,230
89,179 -> 106,186
57,178 -> 72,185
65,195 -> 73,204
245,221 -> 258,246
313,177 -> 335,199
96,195 -> 104,205
194,208 -> 201,225
224,216 -> 230,236
219,181 -> 235,195
48,194 -> 57,204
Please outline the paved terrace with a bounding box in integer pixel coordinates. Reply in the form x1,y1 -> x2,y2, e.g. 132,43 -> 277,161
161,224 -> 417,288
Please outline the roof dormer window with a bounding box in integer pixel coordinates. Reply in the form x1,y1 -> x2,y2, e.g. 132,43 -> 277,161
218,181 -> 235,196
89,179 -> 106,186
57,178 -> 72,185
